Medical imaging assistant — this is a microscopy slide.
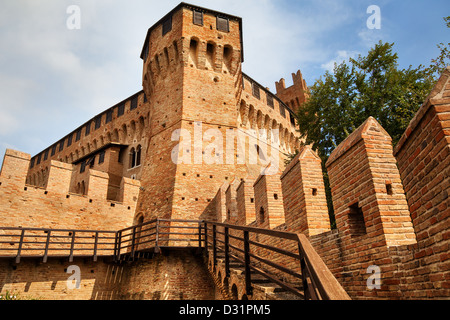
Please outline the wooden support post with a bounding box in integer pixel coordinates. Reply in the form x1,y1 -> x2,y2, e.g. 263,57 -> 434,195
15,229 -> 25,264
224,227 -> 230,277
212,224 -> 217,268
243,230 -> 252,295
69,231 -> 76,263
93,232 -> 99,262
43,231 -> 51,263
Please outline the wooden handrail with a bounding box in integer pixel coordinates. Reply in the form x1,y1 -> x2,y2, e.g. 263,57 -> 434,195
204,220 -> 350,300
297,234 -> 350,300
0,218 -> 350,300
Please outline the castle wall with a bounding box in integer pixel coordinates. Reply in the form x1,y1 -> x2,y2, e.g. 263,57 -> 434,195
280,145 -> 330,236
0,251 -> 218,300
0,149 -> 139,231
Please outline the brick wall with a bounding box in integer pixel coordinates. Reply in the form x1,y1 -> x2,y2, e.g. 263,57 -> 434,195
0,251 -> 218,300
0,149 -> 139,231
392,67 -> 450,298
280,145 -> 330,236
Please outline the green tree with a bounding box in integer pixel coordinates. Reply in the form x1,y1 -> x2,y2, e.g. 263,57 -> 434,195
295,41 -> 435,227
426,16 -> 450,81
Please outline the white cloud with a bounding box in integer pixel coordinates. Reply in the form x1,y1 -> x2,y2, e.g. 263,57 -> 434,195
321,50 -> 360,72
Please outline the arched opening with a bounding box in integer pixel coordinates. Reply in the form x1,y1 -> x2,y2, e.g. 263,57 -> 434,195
231,284 -> 239,300
189,38 -> 199,67
80,180 -> 86,196
259,207 -> 265,224
129,147 -> 136,169
206,41 -> 216,70
136,145 -> 142,167
223,45 -> 233,73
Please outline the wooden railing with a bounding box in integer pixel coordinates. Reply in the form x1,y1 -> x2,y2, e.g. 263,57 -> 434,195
204,221 -> 350,300
0,226 -> 116,263
0,219 -> 350,300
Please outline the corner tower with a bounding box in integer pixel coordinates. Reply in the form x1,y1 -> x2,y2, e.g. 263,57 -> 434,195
138,3 -> 245,221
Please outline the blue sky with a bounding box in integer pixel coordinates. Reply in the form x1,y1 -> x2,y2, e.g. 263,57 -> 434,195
0,0 -> 448,160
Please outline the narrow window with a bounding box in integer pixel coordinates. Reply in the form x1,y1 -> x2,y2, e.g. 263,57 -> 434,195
98,151 -> 105,164
217,16 -> 229,32
95,116 -> 102,130
30,158 -> 35,169
143,42 -> 149,62
80,161 -> 86,173
67,134 -> 73,147
43,149 -> 49,161
51,145 -> 57,156
36,154 -> 42,165
136,145 -> 142,167
252,83 -> 260,100
267,94 -> 274,108
106,110 -> 113,124
85,122 -> 91,136
348,202 -> 366,237
280,104 -> 286,118
193,10 -> 203,26
386,183 -> 393,195
59,139 -> 64,152
76,129 -> 82,142
117,104 -> 125,117
130,97 -> 138,111
162,15 -> 172,36
129,148 -> 136,169
312,188 -> 318,196
259,207 -> 265,224
290,113 -> 296,126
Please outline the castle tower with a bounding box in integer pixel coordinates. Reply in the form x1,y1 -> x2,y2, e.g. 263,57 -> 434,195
138,3 -> 246,221
275,70 -> 308,114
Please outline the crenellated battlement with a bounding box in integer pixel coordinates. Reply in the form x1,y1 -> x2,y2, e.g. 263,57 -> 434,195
205,67 -> 450,299
0,149 -> 140,231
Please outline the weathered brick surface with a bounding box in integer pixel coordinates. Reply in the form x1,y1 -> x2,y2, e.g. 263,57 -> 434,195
280,145 -> 330,236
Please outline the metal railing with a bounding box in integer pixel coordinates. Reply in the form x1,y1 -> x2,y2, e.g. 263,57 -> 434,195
0,219 -> 350,300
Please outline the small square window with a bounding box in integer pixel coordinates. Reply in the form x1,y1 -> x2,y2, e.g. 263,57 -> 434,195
217,16 -> 229,32
193,10 -> 203,26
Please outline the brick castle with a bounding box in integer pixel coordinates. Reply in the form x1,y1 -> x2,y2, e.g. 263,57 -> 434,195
0,3 -> 448,300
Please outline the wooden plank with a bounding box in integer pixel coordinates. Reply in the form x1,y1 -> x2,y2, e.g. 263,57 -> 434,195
297,234 -> 350,300
243,230 -> 252,295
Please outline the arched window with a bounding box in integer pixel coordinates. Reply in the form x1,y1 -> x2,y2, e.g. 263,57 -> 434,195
129,148 -> 136,168
136,145 -> 142,167
129,145 -> 142,169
